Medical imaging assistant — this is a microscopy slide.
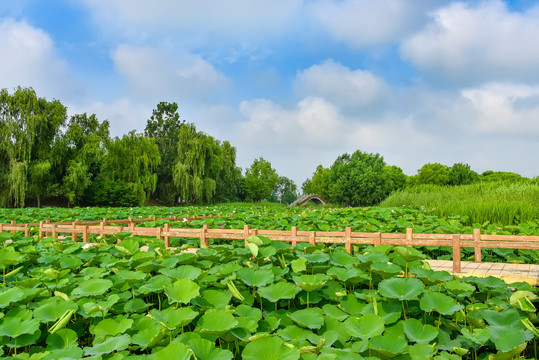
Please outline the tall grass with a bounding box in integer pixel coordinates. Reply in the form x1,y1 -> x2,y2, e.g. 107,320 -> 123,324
380,182 -> 539,225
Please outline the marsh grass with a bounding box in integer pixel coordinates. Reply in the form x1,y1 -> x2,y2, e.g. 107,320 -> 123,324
381,182 -> 539,225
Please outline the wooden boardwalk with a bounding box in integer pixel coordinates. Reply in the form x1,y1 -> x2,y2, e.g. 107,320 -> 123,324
426,260 -> 539,286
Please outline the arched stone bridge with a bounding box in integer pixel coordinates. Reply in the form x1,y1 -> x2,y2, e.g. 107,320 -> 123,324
289,194 -> 328,206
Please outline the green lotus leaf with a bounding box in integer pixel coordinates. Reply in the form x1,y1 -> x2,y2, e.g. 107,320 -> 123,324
84,334 -> 131,355
150,307 -> 199,329
165,278 -> 200,305
59,256 -> 83,270
0,317 -> 40,337
246,236 -> 264,246
198,309 -> 238,335
318,348 -> 364,360
360,300 -> 401,324
258,282 -> 299,302
410,268 -> 452,286
338,294 -> 367,315
378,277 -> 424,301
402,318 -> 438,343
494,329 -> 533,352
154,342 -> 193,360
71,278 -> 112,297
329,250 -> 359,267
394,246 -> 426,262
92,317 -> 133,342
300,253 -> 329,263
293,274 -> 329,292
370,262 -> 403,278
43,268 -> 70,280
322,304 -> 349,321
247,243 -> 259,257
290,257 -> 307,273
473,276 -> 506,290
442,280 -> 476,297
181,334 -> 233,360
420,292 -> 463,315
344,314 -> 385,340
370,334 -> 409,357
42,346 -> 84,360
46,328 -> 78,350
242,336 -> 300,360
132,325 -> 166,350
276,325 -> 312,343
357,252 -> 389,264
201,289 -> 232,309
0,247 -> 24,267
116,269 -> 146,284
160,265 -> 203,281
288,308 -> 324,329
409,343 -> 435,360
33,297 -> 78,323
326,267 -> 368,283
235,305 -> 262,322
461,328 -> 490,345
138,274 -> 172,294
0,287 -> 24,308
509,291 -> 537,312
237,268 -> 274,287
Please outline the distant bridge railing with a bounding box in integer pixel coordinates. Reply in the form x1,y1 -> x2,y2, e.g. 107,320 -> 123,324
289,194 -> 328,206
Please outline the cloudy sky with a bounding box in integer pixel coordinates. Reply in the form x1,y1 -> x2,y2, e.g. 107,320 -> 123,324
1,0 -> 538,187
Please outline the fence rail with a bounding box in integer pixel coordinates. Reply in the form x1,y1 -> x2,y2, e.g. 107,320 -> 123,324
1,220 -> 538,274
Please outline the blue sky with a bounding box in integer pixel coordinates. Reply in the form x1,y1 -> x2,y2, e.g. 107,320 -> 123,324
1,0 -> 538,187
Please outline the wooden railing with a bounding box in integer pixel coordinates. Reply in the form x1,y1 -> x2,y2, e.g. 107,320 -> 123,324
1,221 -> 538,273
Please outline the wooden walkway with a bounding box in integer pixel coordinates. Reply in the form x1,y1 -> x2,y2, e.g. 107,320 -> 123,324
426,260 -> 539,286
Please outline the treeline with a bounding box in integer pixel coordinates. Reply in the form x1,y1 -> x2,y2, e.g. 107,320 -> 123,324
0,87 -> 296,207
303,153 -> 538,207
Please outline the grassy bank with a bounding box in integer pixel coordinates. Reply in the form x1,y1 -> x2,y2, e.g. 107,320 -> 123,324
380,182 -> 539,226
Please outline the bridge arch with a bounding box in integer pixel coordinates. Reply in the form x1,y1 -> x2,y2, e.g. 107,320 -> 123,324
289,194 -> 328,207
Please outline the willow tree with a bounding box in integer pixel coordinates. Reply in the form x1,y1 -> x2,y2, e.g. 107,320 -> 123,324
172,123 -> 229,204
0,87 -> 66,207
101,131 -> 160,205
62,113 -> 110,206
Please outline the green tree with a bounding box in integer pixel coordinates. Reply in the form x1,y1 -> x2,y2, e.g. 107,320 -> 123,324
481,171 -> 528,183
272,176 -> 297,204
449,163 -> 478,186
0,87 -> 66,207
244,157 -> 279,202
302,165 -> 331,200
384,165 -> 408,193
328,150 -> 389,206
417,163 -> 450,186
144,102 -> 185,204
173,124 -> 223,204
101,131 -> 160,205
62,113 -> 110,206
214,140 -> 242,202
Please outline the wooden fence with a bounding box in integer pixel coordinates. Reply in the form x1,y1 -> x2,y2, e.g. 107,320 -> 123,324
1,219 -> 538,274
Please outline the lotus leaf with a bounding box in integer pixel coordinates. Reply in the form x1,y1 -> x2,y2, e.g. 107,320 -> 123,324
494,329 -> 533,352
46,328 -> 78,350
33,297 -> 78,323
242,336 -> 300,360
288,308 -> 324,329
165,278 -> 200,305
394,246 -> 426,262
71,278 -> 112,297
198,309 -> 238,334
200,289 -> 232,309
442,280 -> 476,297
300,253 -> 329,263
276,325 -> 313,342
322,304 -> 349,321
339,294 -> 367,315
116,270 -> 146,284
293,274 -> 329,292
153,342 -> 193,360
150,307 -> 199,329
138,274 -> 172,294
0,287 -> 24,308
0,317 -> 40,337
318,348 -> 364,360
92,317 -> 133,341
160,265 -> 202,280
237,268 -> 274,287
344,314 -> 385,340
177,333 -> 233,360
0,247 -> 24,268
378,277 -> 424,301
258,282 -> 299,302
420,292 -> 463,315
369,334 -> 409,357
235,305 -> 262,322
460,328 -> 490,345
290,257 -> 307,273
402,318 -> 438,343
409,343 -> 435,360
329,250 -> 359,267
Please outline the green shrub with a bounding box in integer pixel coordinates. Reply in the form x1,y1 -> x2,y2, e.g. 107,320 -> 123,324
83,180 -> 139,207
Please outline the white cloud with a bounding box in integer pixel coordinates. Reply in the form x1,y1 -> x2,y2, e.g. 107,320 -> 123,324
401,0 -> 539,83
310,0 -> 441,47
294,60 -> 389,110
0,19 -> 79,100
111,45 -> 229,102
461,82 -> 539,135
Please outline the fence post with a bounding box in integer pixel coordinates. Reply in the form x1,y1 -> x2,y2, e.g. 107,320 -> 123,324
71,221 -> 78,241
24,224 -> 30,237
39,221 -> 44,238
374,232 -> 381,247
0,223 -> 3,234
52,224 -> 58,238
244,225 -> 250,246
11,220 -> 16,235
163,224 -> 170,248
201,224 -> 209,248
45,220 -> 51,237
473,228 -> 482,263
291,226 -> 298,247
452,234 -> 461,273
345,227 -> 352,254
309,232 -> 316,245
100,220 -> 105,237
83,226 -> 89,243
406,228 -> 413,246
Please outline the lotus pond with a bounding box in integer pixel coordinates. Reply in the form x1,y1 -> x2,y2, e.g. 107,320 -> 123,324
0,231 -> 538,359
